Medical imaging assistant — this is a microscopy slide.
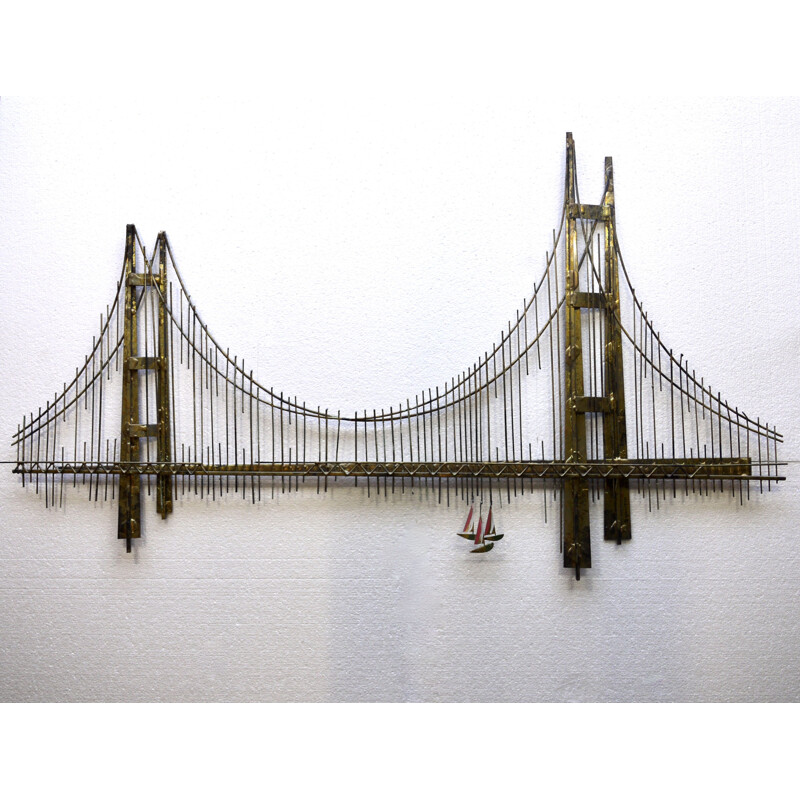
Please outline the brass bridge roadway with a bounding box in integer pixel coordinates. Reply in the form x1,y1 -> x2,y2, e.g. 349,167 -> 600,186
15,458 -> 777,481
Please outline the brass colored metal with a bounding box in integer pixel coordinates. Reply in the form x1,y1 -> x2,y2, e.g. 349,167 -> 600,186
568,203 -> 610,221
601,156 -> 632,545
562,133 -> 591,574
128,357 -> 161,370
117,226 -> 174,546
570,291 -> 607,309
127,423 -> 160,438
15,458 -> 761,480
574,397 -> 612,414
126,273 -> 160,287
156,232 -> 173,519
118,225 -> 141,551
11,135 -> 785,578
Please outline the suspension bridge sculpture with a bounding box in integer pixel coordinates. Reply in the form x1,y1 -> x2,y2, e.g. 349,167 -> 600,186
11,134 -> 785,578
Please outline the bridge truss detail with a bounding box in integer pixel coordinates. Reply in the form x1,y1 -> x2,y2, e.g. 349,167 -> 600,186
12,134 -> 785,578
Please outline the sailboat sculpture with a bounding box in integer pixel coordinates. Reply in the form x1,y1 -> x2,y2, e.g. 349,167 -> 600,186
457,502 -> 502,553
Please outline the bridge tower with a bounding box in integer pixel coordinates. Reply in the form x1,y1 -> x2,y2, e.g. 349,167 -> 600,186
118,225 -> 173,551
563,133 -> 631,577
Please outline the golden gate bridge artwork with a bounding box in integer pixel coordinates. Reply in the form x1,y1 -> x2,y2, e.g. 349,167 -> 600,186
11,134 -> 785,578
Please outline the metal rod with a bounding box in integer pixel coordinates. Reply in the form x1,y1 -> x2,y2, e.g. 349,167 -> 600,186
89,342 -> 96,500
233,356 -> 239,495
249,371 -> 255,503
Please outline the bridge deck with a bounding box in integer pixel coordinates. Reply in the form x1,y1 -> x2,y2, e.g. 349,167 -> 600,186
14,458 -> 784,481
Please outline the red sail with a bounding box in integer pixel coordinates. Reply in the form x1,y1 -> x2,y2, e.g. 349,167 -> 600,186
462,505 -> 474,533
475,513 -> 484,545
485,507 -> 493,536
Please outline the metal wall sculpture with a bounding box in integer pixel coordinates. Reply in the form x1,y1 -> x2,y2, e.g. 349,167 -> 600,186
11,134 -> 785,578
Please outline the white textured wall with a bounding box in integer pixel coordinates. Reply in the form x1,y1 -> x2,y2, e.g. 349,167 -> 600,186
1,97 -> 798,702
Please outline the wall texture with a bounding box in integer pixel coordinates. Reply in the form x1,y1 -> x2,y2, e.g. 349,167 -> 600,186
1,97 -> 798,702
